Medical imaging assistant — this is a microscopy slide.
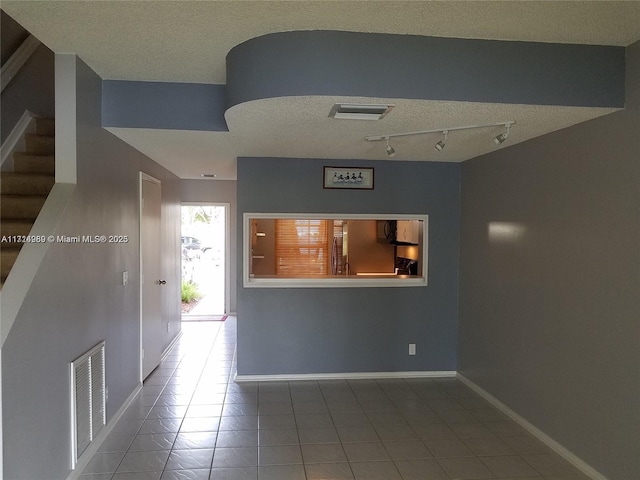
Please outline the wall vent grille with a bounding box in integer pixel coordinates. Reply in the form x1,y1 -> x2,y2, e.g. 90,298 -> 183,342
70,341 -> 106,467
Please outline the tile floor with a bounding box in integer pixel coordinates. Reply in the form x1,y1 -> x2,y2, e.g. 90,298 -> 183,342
80,318 -> 589,480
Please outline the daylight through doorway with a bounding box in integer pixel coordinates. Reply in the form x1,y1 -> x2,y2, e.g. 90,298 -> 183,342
181,205 -> 226,320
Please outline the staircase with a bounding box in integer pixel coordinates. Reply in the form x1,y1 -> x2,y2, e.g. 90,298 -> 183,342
1,117 -> 55,287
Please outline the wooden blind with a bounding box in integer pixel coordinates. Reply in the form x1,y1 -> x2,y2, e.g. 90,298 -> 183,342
275,219 -> 330,275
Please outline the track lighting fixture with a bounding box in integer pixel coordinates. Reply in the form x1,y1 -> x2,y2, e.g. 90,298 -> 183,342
385,138 -> 395,157
366,121 -> 515,157
434,130 -> 448,151
494,123 -> 511,145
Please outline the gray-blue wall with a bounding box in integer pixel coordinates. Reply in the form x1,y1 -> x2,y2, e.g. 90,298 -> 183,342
227,31 -> 625,109
102,81 -> 228,131
237,157 -> 460,375
2,56 -> 182,480
458,41 -> 640,480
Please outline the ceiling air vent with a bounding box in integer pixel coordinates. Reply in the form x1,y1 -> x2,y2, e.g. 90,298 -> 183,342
329,103 -> 395,121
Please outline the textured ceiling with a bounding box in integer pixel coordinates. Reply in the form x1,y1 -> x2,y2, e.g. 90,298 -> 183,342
3,1 -> 639,179
4,1 -> 640,84
107,95 -> 618,180
225,97 -> 618,161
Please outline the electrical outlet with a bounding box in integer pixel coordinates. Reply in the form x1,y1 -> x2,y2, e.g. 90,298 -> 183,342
167,323 -> 170,333
122,271 -> 128,286
105,387 -> 109,402
409,343 -> 416,355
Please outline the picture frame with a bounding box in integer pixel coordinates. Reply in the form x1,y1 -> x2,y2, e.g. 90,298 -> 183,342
323,167 -> 374,190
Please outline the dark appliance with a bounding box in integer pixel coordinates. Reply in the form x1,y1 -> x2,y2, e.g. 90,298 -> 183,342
395,256 -> 418,276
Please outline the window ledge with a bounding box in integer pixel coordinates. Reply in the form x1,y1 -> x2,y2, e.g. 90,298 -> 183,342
245,275 -> 427,288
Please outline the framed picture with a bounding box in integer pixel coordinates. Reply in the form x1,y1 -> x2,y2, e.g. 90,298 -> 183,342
323,167 -> 374,190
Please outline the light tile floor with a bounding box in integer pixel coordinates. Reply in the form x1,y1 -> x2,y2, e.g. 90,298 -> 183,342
80,318 -> 590,480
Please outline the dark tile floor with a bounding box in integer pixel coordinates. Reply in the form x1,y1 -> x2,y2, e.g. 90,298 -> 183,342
79,318 -> 589,480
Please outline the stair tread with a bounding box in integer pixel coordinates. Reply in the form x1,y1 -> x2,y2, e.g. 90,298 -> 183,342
35,118 -> 55,136
1,248 -> 21,260
24,134 -> 55,155
1,173 -> 55,195
1,193 -> 49,198
25,133 -> 55,138
0,247 -> 21,278
2,172 -> 55,178
0,219 -> 34,224
0,217 -> 41,222
0,224 -> 34,243
0,246 -> 22,253
0,220 -> 34,230
13,152 -> 55,158
1,173 -> 55,183
12,154 -> 55,174
0,119 -> 55,285
0,195 -> 48,219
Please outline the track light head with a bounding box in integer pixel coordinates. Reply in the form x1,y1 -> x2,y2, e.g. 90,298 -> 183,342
385,138 -> 395,157
434,130 -> 448,152
494,124 -> 511,145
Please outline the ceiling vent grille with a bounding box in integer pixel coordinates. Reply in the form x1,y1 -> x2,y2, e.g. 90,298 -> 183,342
329,103 -> 395,121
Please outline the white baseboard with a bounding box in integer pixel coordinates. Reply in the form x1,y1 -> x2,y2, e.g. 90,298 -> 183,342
65,382 -> 143,480
235,370 -> 456,383
161,330 -> 183,361
456,374 -> 608,480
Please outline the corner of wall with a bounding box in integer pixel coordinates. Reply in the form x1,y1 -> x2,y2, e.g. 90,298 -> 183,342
54,53 -> 77,184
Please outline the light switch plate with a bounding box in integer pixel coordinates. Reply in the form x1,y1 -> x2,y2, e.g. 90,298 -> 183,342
122,271 -> 129,286
409,343 -> 416,355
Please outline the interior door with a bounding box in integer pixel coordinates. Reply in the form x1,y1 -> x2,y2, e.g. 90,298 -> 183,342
141,175 -> 162,379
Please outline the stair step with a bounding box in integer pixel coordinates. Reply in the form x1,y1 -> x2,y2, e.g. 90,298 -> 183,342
0,220 -> 33,238
0,246 -> 21,279
0,195 -> 48,220
35,118 -> 55,136
25,134 -> 55,155
1,173 -> 55,195
12,153 -> 55,174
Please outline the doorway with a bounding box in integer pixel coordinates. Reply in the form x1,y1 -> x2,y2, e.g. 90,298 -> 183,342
140,173 -> 163,379
181,204 -> 227,319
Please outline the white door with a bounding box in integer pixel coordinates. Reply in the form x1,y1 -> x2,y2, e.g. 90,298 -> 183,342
141,175 -> 163,379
